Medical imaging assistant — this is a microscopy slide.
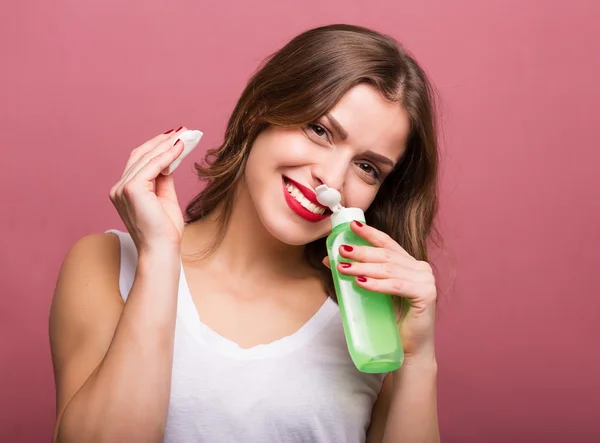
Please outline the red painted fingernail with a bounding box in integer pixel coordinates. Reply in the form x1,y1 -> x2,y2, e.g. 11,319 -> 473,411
357,276 -> 367,282
342,245 -> 353,252
163,128 -> 174,134
173,138 -> 181,146
354,221 -> 363,227
340,262 -> 352,268
176,125 -> 183,131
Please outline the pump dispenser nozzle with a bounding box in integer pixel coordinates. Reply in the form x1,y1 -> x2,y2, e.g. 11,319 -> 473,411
315,184 -> 365,228
315,185 -> 342,213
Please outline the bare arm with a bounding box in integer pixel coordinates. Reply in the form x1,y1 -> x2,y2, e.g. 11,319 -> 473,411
50,127 -> 191,443
50,232 -> 181,443
366,374 -> 393,443
367,355 -> 440,443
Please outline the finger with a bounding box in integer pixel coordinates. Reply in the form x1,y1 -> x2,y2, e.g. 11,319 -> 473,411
350,221 -> 409,256
322,256 -> 331,269
121,130 -> 186,185
354,276 -> 437,303
121,126 -> 186,180
336,261 -> 435,283
338,244 -> 429,272
121,127 -> 181,176
127,140 -> 186,186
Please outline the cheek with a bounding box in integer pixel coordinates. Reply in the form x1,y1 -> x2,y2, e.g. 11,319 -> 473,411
245,137 -> 281,181
244,150 -> 264,186
250,130 -> 311,170
285,137 -> 314,160
344,179 -> 378,211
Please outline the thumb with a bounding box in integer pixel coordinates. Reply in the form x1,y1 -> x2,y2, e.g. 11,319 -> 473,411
322,256 -> 331,269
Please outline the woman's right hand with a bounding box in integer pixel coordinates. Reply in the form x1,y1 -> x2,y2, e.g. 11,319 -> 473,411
109,127 -> 189,254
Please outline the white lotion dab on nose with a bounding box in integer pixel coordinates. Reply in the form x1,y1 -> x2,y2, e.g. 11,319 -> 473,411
161,129 -> 203,175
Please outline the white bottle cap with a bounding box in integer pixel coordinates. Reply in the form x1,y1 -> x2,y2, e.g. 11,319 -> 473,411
330,207 -> 365,227
315,184 -> 365,228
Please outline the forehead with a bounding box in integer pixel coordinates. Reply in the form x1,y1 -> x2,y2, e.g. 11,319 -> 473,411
327,83 -> 410,161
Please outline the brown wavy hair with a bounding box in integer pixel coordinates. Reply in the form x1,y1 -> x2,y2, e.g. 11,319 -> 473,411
184,24 -> 441,314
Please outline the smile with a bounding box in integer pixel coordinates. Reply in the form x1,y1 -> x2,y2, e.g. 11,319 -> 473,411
282,177 -> 331,222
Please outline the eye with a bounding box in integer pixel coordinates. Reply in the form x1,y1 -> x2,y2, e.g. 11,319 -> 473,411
357,162 -> 381,181
306,123 -> 331,142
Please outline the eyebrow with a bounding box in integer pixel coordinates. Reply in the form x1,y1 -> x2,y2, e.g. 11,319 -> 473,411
325,113 -> 396,168
362,150 -> 396,168
325,113 -> 349,140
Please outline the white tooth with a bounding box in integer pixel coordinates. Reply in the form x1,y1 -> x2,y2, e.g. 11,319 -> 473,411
286,183 -> 325,215
300,197 -> 311,209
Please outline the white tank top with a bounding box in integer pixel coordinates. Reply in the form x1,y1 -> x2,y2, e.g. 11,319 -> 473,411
106,229 -> 386,442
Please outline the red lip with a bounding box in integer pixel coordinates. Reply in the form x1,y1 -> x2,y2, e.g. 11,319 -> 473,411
282,178 -> 330,223
284,177 -> 326,207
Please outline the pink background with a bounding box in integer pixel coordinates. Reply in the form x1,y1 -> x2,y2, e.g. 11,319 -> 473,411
1,1 -> 599,442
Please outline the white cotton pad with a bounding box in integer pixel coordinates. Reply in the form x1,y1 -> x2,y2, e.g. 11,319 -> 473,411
161,129 -> 203,175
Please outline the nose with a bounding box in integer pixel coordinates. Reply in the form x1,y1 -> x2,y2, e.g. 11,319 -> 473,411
312,155 -> 350,194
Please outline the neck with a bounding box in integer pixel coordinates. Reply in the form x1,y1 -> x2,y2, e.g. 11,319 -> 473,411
183,185 -> 314,281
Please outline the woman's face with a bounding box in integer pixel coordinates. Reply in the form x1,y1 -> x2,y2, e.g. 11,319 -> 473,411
243,83 -> 411,246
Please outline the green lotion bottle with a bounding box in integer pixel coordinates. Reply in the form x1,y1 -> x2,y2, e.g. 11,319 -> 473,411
316,185 -> 404,373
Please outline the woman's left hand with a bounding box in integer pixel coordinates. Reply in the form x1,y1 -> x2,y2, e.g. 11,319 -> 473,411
322,220 -> 437,361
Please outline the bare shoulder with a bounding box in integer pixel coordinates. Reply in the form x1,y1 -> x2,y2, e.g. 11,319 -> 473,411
49,233 -> 125,422
50,232 -> 124,339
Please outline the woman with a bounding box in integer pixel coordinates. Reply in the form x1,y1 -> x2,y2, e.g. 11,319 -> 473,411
50,24 -> 440,442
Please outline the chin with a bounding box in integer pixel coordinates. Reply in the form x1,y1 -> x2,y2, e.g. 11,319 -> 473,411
242,171 -> 331,246
258,210 -> 329,246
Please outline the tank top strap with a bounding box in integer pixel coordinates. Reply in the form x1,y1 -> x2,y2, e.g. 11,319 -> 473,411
105,229 -> 138,302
